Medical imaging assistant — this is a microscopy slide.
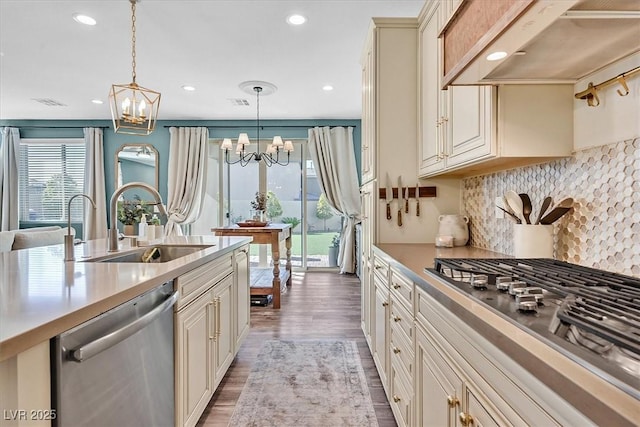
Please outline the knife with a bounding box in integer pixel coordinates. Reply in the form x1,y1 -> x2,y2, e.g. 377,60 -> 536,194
415,182 -> 420,217
404,185 -> 409,213
397,176 -> 403,226
385,172 -> 393,220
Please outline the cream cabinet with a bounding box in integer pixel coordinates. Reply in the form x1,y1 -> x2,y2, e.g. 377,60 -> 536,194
233,246 -> 250,349
212,275 -> 234,390
175,286 -> 215,427
372,251 -> 390,395
360,181 -> 375,349
175,250 -> 249,427
361,18 -> 418,185
418,2 -> 573,179
388,268 -> 415,426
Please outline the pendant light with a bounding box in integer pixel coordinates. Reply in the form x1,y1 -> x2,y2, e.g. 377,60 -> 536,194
109,0 -> 161,136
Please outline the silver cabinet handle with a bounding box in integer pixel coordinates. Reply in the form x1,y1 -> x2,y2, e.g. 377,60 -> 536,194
69,290 -> 179,362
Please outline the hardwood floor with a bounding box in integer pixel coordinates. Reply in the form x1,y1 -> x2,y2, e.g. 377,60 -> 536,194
196,271 -> 396,427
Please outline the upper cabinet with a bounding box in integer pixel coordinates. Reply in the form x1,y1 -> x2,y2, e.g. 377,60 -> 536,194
441,0 -> 640,86
418,1 -> 574,178
360,18 -> 419,185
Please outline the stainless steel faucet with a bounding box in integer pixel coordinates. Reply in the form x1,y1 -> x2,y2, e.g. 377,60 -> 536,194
64,194 -> 96,262
109,182 -> 168,252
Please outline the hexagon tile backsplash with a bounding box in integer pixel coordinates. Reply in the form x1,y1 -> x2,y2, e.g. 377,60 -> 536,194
462,138 -> 639,277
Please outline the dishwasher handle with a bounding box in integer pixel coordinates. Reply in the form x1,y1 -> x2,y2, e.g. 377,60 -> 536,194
69,290 -> 178,363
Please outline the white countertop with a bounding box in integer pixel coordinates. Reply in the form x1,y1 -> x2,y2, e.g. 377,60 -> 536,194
0,235 -> 251,361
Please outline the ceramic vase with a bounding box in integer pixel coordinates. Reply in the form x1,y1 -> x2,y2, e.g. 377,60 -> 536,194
437,214 -> 469,247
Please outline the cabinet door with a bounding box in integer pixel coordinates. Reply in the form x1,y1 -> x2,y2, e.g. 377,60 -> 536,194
175,290 -> 215,427
213,275 -> 234,388
373,278 -> 389,393
234,246 -> 250,349
361,258 -> 372,349
464,387 -> 503,427
360,181 -> 374,262
416,326 -> 462,427
445,86 -> 495,168
361,34 -> 376,184
418,2 -> 446,177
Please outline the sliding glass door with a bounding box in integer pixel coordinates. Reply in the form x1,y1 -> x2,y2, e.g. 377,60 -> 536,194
191,138 -> 339,270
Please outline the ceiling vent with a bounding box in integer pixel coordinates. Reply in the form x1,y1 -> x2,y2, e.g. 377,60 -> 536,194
32,98 -> 67,107
228,98 -> 250,106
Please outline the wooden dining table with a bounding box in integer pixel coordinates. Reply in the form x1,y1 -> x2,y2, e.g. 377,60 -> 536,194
211,223 -> 292,309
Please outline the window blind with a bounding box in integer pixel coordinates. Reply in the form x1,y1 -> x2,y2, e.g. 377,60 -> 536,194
18,139 -> 86,223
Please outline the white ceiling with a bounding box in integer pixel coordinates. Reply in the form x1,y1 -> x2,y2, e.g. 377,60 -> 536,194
0,0 -> 425,121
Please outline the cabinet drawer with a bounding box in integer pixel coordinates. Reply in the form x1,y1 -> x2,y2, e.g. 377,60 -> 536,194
390,324 -> 413,377
372,253 -> 389,282
389,358 -> 413,427
175,255 -> 233,310
390,296 -> 413,344
390,268 -> 413,311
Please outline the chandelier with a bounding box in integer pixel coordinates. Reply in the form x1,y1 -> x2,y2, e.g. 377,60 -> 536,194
108,0 -> 161,136
221,85 -> 294,167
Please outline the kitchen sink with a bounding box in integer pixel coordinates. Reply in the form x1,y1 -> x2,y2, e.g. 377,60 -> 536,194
83,245 -> 213,263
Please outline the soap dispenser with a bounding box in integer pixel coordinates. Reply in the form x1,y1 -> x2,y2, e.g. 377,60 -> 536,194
139,213 -> 148,237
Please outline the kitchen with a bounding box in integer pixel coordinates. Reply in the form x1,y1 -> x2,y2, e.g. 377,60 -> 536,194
1,0 -> 640,426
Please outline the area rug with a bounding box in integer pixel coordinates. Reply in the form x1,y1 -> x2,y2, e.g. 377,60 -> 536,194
228,339 -> 379,427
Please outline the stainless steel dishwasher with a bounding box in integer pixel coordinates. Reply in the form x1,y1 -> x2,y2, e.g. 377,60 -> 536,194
52,281 -> 177,427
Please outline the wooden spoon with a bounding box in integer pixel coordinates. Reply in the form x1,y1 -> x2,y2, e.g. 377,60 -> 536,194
504,190 -> 524,224
540,198 -> 574,224
535,196 -> 553,225
519,193 -> 532,224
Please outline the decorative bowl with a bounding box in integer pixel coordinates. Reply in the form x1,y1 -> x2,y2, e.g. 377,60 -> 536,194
236,220 -> 269,227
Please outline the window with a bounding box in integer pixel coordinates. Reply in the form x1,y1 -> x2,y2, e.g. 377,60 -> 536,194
18,138 -> 85,224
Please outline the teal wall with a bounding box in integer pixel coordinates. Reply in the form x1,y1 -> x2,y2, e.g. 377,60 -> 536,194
2,119 -> 362,223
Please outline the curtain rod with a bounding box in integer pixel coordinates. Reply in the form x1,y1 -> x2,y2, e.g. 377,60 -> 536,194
10,126 -> 110,129
163,124 -> 357,129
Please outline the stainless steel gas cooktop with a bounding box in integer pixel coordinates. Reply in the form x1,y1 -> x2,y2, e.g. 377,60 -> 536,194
426,258 -> 640,399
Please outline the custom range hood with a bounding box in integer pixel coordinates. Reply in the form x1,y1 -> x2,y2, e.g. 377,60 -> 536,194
442,0 -> 640,86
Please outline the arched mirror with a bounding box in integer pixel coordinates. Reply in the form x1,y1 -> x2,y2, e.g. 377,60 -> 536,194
115,143 -> 159,190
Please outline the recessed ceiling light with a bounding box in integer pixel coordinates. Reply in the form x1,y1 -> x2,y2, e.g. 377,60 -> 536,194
322,85 -> 334,91
486,51 -> 508,61
182,85 -> 196,92
91,99 -> 103,104
287,14 -> 306,25
73,13 -> 96,26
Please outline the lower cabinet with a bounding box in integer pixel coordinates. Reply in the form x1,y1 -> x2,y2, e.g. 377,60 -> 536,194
175,248 -> 250,427
234,246 -> 250,349
373,276 -> 389,395
175,287 -> 216,427
416,323 -> 509,427
212,275 -> 234,390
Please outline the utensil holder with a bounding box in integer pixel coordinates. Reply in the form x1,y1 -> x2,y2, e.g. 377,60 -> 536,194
513,224 -> 554,258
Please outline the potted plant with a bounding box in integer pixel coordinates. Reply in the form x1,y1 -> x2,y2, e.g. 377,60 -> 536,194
250,192 -> 267,221
117,196 -> 150,235
328,233 -> 340,267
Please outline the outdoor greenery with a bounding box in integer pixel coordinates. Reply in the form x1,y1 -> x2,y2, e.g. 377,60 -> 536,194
315,193 -> 334,230
42,173 -> 80,220
249,232 -> 334,256
281,216 -> 301,230
266,190 -> 283,219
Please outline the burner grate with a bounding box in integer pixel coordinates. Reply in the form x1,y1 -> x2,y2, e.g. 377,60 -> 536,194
434,258 -> 640,357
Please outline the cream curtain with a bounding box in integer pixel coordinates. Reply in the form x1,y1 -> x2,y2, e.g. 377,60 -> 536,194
83,128 -> 107,240
0,127 -> 20,231
308,126 -> 361,274
166,127 -> 209,236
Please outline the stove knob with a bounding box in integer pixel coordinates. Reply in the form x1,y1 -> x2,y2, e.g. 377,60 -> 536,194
516,294 -> 538,312
470,274 -> 488,289
524,287 -> 544,303
508,281 -> 527,296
